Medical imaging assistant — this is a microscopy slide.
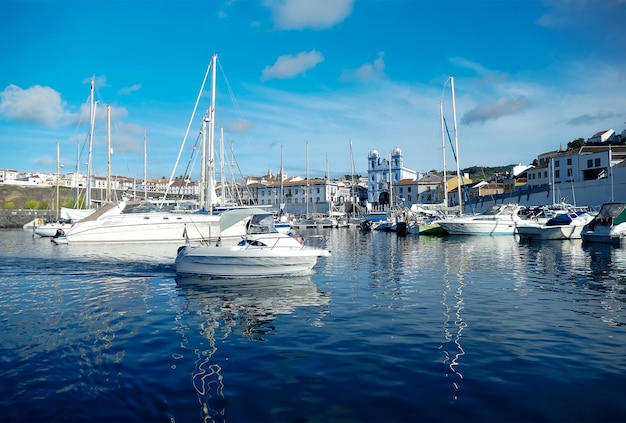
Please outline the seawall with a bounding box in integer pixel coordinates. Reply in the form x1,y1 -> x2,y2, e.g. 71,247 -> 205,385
0,210 -> 56,228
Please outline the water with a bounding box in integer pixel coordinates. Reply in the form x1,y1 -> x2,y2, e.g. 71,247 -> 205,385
1,228 -> 625,422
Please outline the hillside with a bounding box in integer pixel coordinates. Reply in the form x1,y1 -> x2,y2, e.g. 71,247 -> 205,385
0,185 -> 76,210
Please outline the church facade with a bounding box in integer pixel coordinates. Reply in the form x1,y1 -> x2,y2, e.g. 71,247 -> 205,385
367,147 -> 420,205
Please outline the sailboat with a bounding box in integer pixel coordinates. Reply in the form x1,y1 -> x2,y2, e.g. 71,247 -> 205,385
60,77 -> 98,221
35,141 -> 74,237
60,55 -> 229,244
410,100 -> 451,236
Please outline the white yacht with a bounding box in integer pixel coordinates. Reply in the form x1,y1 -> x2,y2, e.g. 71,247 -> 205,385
436,204 -> 526,235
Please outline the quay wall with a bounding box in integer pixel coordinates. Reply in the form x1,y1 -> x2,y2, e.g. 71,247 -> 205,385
0,210 -> 56,228
466,170 -> 626,214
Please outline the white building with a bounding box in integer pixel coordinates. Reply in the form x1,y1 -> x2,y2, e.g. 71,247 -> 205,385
250,177 -> 351,215
367,147 -> 420,205
526,145 -> 626,189
0,169 -> 20,183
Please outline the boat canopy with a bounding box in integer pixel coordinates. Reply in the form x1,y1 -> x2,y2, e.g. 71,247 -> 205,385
595,202 -> 626,225
219,208 -> 277,233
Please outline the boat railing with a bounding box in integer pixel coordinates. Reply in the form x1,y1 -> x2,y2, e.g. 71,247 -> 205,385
241,233 -> 328,251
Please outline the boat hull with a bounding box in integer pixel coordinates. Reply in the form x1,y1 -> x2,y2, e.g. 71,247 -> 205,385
65,216 -> 221,243
437,219 -> 518,235
516,224 -> 585,240
175,245 -> 329,278
581,225 -> 626,245
34,222 -> 73,237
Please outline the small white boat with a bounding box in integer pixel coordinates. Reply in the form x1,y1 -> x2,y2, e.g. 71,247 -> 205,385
581,202 -> 626,245
176,209 -> 331,278
515,211 -> 595,240
34,220 -> 73,237
436,204 -> 526,235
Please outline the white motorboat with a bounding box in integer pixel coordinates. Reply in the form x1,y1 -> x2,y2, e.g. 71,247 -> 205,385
61,201 -> 221,244
515,211 -> 595,240
436,204 -> 526,235
581,202 -> 626,245
176,209 -> 331,278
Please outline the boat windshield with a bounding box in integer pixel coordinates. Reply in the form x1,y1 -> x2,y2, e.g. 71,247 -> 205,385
122,202 -> 163,214
247,213 -> 278,234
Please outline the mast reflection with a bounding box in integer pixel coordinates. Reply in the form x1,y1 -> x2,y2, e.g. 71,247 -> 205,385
175,276 -> 330,422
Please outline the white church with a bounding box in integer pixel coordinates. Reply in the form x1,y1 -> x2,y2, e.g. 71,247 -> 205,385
367,147 -> 420,205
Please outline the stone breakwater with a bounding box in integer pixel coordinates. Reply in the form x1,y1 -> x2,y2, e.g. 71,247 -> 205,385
0,210 -> 56,228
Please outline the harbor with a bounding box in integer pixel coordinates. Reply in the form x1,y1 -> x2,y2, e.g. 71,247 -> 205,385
1,227 -> 625,422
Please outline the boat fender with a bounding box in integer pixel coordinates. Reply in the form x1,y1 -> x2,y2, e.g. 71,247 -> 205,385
37,218 -> 44,225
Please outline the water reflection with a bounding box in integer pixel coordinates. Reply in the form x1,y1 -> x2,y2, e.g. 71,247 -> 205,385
174,276 -> 330,423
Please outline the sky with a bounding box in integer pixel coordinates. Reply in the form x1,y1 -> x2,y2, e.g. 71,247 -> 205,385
1,0 -> 626,182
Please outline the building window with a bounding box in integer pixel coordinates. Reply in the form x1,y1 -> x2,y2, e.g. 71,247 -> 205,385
567,158 -> 572,165
555,160 -> 560,167
595,158 -> 601,167
555,170 -> 560,178
567,168 -> 572,177
587,159 -> 593,168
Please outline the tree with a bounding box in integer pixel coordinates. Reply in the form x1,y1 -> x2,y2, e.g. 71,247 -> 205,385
566,138 -> 586,150
24,199 -> 40,209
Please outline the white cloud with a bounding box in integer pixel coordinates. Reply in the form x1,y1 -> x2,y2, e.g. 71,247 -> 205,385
461,96 -> 531,125
0,84 -> 67,126
263,0 -> 353,30
119,84 -> 142,94
261,50 -> 324,80
340,52 -> 386,81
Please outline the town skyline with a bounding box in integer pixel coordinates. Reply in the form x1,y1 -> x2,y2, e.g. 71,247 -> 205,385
2,1 -> 626,181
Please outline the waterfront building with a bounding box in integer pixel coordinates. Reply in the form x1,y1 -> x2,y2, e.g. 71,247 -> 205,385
0,169 -> 19,183
253,177 -> 351,216
367,148 -> 420,205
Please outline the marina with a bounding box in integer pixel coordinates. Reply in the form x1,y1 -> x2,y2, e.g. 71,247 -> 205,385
1,227 -> 625,422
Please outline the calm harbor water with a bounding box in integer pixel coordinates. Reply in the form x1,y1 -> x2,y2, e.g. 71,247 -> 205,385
1,227 -> 625,422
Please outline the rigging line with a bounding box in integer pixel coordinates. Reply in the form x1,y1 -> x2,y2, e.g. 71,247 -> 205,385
161,58 -> 213,206
172,130 -> 203,201
216,58 -> 255,147
228,138 -> 257,205
443,116 -> 474,213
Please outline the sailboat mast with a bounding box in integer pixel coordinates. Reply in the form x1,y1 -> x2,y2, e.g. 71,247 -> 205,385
220,127 -> 225,206
56,140 -> 60,221
440,101 -> 448,208
106,104 -> 111,203
450,76 -> 462,213
86,77 -> 95,207
306,141 -> 309,217
389,152 -> 393,208
161,57 -> 212,206
349,138 -> 358,214
200,117 -> 207,209
280,145 -> 284,214
75,141 -> 80,208
550,157 -> 555,204
143,129 -> 147,201
206,53 -> 217,214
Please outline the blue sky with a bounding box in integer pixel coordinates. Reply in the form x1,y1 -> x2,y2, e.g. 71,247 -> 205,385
1,0 -> 625,181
